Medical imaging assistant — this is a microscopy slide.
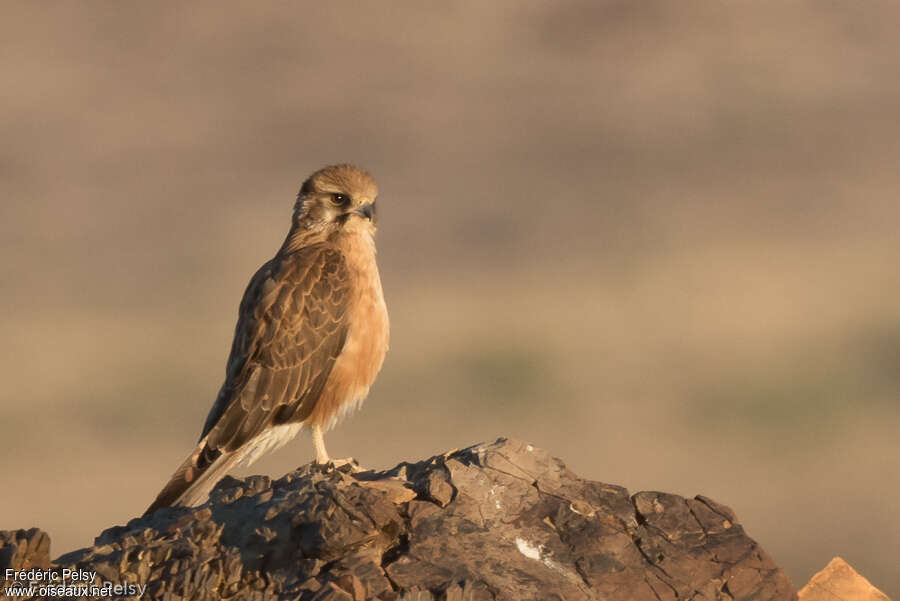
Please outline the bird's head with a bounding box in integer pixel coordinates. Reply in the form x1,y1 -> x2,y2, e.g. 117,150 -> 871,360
293,164 -> 379,236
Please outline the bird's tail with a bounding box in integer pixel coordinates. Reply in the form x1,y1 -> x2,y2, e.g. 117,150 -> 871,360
143,441 -> 239,516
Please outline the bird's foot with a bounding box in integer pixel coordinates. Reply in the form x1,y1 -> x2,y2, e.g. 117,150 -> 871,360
329,457 -> 362,473
310,457 -> 361,474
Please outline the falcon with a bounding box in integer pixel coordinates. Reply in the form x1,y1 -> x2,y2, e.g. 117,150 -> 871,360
145,164 -> 389,514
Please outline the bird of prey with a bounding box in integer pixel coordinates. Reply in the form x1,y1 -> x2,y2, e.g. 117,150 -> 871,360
144,164 -> 389,515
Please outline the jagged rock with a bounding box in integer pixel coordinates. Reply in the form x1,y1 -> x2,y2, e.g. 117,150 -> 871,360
798,557 -> 890,601
0,529 -> 51,573
0,438 -> 797,600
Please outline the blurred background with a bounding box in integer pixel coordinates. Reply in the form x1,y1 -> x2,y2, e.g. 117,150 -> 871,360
1,1 -> 899,595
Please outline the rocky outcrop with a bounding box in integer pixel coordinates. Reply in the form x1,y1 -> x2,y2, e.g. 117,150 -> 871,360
799,558 -> 890,601
1,438 -> 797,600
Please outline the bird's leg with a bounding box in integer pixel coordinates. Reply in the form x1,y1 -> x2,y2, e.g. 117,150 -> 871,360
311,423 -> 330,464
310,423 -> 360,472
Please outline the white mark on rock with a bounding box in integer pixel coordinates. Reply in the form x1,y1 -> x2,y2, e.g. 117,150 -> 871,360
488,486 -> 502,510
515,538 -> 564,572
526,444 -> 534,452
515,536 -> 589,590
515,537 -> 542,561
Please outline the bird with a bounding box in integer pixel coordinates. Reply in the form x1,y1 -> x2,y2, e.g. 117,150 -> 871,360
144,164 -> 389,515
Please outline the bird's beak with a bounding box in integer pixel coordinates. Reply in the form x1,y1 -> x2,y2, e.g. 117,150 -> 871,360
353,202 -> 375,221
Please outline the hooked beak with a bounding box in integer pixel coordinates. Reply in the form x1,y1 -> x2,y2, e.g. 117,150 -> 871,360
353,202 -> 375,221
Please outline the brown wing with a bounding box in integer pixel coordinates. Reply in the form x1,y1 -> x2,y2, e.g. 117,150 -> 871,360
143,243 -> 351,515
200,243 -> 351,459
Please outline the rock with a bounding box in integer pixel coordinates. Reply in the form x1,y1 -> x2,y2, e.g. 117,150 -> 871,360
0,438 -> 797,600
799,557 -> 891,601
0,528 -> 51,572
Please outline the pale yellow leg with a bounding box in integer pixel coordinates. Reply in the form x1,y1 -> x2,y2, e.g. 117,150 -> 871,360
311,424 -> 330,464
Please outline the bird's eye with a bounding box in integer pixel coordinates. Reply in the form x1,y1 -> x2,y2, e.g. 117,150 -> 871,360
331,194 -> 351,206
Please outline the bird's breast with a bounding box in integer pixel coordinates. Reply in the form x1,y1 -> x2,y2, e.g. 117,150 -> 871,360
345,261 -> 390,381
309,236 -> 389,429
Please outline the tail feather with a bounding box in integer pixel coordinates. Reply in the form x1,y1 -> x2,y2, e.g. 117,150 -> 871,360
143,444 -> 239,516
144,423 -> 307,517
